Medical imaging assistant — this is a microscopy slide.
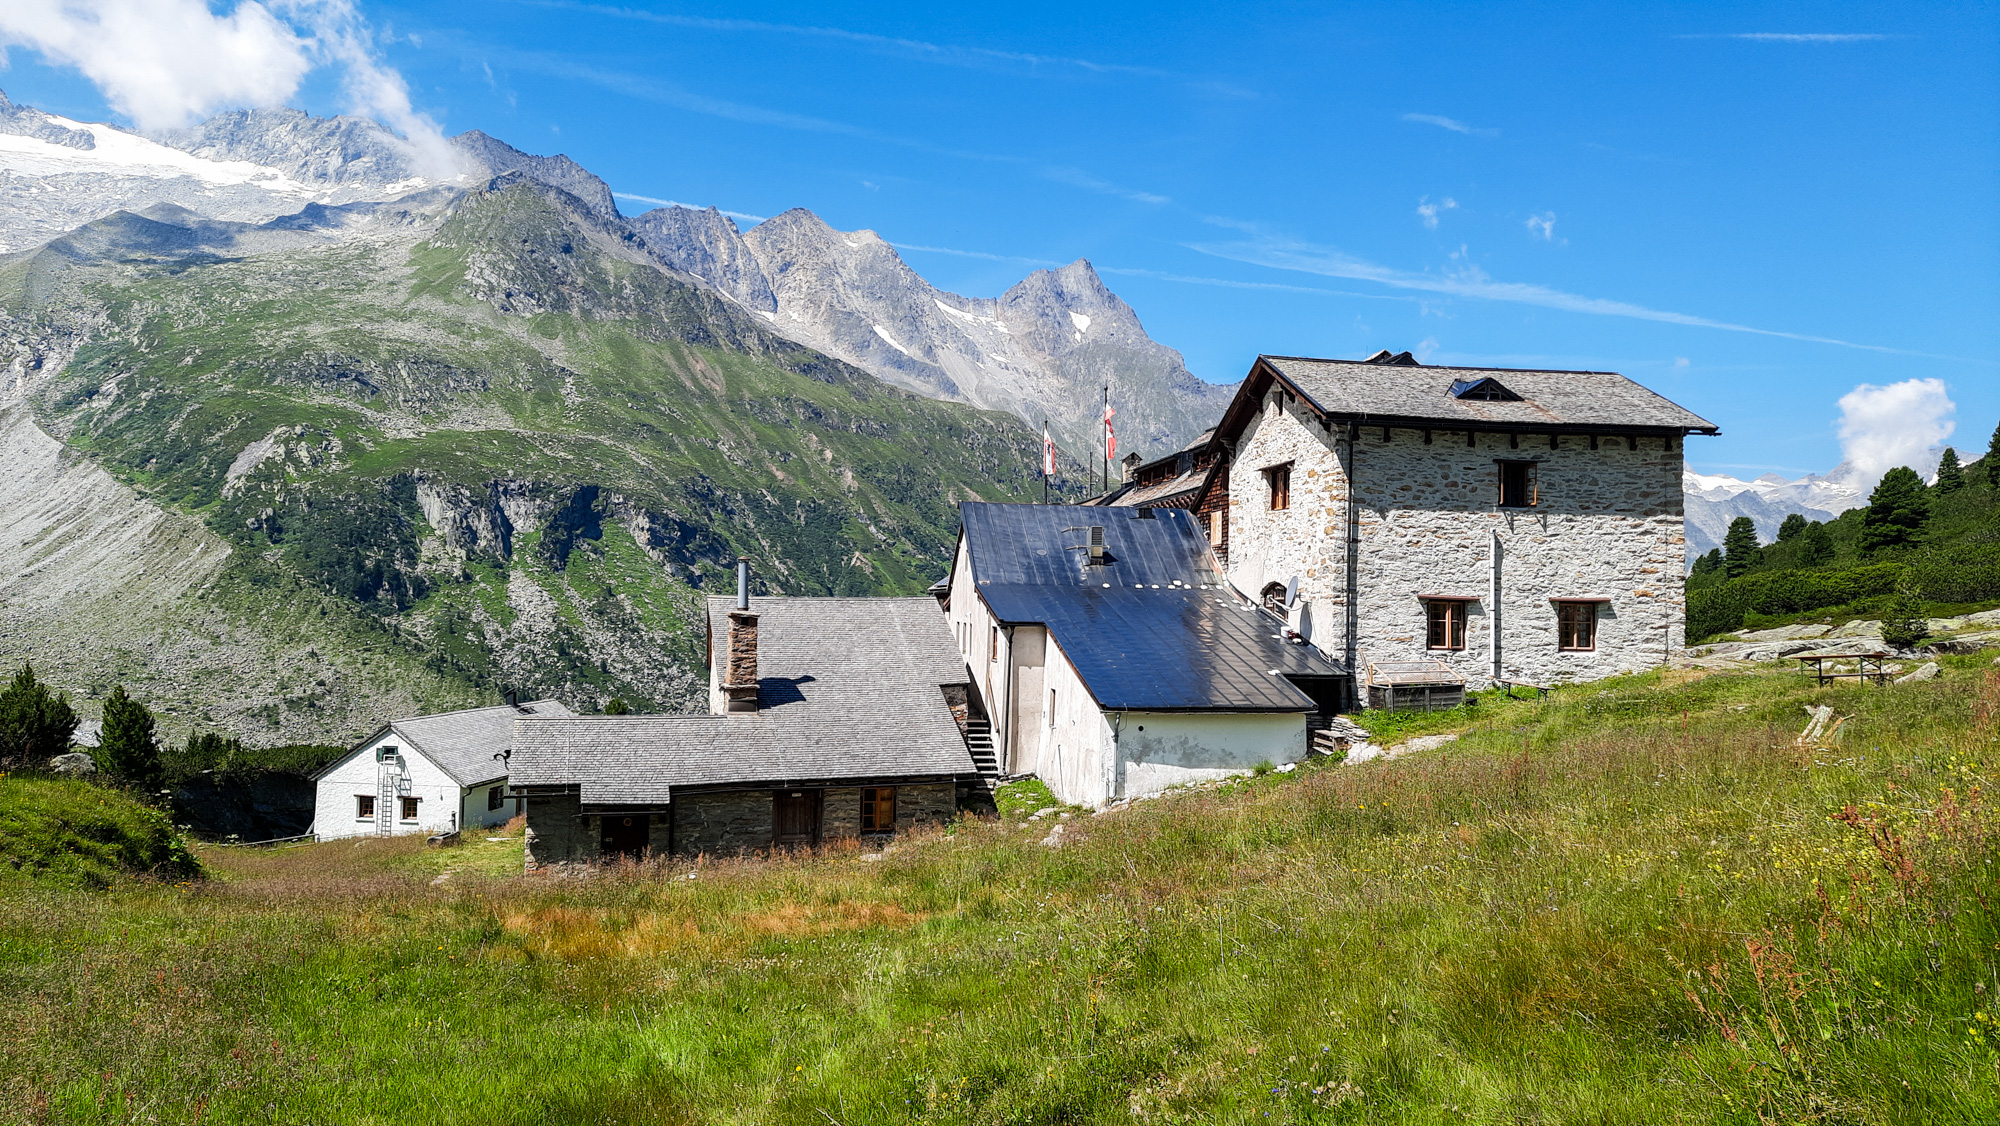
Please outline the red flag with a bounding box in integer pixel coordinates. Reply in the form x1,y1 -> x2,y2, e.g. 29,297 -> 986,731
1102,403 -> 1116,460
1042,424 -> 1057,477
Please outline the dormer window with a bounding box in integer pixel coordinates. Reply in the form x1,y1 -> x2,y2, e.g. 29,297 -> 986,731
1450,377 -> 1522,402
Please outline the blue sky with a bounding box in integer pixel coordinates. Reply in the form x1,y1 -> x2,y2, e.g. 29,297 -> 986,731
3,1 -> 1995,480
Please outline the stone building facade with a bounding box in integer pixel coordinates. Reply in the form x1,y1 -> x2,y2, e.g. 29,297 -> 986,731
1202,353 -> 1714,693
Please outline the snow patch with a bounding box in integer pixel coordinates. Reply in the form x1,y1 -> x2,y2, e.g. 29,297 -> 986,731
0,119 -> 315,193
872,325 -> 913,357
1068,311 -> 1092,333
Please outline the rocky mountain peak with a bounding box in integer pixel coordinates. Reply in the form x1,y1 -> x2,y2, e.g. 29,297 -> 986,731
450,130 -> 618,220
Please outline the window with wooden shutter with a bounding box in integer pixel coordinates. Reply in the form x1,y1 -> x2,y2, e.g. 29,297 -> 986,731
400,796 -> 420,821
1497,460 -> 1539,508
356,795 -> 375,819
1266,463 -> 1291,510
860,787 -> 897,832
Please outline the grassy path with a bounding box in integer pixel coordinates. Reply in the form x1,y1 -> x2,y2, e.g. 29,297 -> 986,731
3,659 -> 1998,1123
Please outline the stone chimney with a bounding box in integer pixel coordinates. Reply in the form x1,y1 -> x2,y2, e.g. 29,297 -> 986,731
722,558 -> 759,713
1121,451 -> 1143,483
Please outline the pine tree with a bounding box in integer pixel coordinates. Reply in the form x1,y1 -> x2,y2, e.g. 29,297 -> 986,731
1722,517 -> 1762,576
1691,548 -> 1723,577
97,685 -> 162,789
1799,522 -> 1835,566
1986,420 -> 2000,487
1880,585 -> 1931,651
604,697 -> 631,716
1935,448 -> 1964,494
1777,513 -> 1808,542
0,662 -> 80,767
1860,466 -> 1929,553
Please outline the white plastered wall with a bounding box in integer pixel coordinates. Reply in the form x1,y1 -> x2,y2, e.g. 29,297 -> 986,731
1225,387 -> 1687,689
311,729 -> 467,840
1037,632 -> 1115,807
944,536 -> 1008,738
1116,711 -> 1307,800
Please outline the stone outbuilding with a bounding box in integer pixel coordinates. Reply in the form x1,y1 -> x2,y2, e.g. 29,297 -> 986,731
509,591 -> 976,865
1194,349 -> 1717,694
940,502 -> 1348,809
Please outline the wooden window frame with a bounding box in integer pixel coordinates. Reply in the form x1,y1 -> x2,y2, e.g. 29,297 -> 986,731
1557,601 -> 1599,651
399,795 -> 420,821
989,625 -> 1000,662
1496,460 -> 1539,508
860,787 -> 897,833
488,785 -> 505,812
1423,600 -> 1468,651
355,794 -> 375,820
1265,463 -> 1292,511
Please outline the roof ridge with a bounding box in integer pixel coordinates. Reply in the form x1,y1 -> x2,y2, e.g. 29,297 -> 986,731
1260,353 -> 1619,376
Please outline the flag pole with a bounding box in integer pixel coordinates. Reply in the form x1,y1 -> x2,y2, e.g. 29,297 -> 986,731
1102,385 -> 1109,495
1043,418 -> 1050,505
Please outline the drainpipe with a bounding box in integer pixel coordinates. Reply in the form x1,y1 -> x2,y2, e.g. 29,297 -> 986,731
1341,422 -> 1361,710
999,624 -> 1016,776
1109,710 -> 1125,803
1488,530 -> 1504,683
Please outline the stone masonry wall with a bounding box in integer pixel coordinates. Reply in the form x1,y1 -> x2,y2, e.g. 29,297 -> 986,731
673,790 -> 774,856
823,787 -> 862,839
523,792 -> 591,869
896,783 -> 957,831
1226,388 -> 1687,690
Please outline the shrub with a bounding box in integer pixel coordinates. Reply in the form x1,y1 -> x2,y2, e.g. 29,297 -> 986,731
1686,561 -> 1906,640
1880,586 -> 1930,650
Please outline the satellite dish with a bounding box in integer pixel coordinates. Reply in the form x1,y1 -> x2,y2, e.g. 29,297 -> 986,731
1284,576 -> 1300,608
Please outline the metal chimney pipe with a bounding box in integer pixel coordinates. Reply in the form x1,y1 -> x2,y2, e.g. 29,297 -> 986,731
736,557 -> 750,611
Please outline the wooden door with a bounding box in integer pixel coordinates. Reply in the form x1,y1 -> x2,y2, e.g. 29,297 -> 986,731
600,813 -> 649,858
772,790 -> 819,848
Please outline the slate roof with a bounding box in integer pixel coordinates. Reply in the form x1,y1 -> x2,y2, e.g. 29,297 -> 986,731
955,503 -> 1346,711
509,598 -> 974,805
1250,355 -> 1717,433
319,699 -> 574,786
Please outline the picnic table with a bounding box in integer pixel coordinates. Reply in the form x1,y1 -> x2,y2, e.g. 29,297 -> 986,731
1493,679 -> 1554,700
1795,650 -> 1893,687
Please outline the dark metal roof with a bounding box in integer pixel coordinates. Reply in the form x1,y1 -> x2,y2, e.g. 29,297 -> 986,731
958,503 -> 1346,711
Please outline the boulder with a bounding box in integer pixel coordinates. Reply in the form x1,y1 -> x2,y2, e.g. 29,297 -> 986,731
1829,620 -> 1885,639
1964,609 -> 2000,628
1738,623 -> 1832,642
1894,662 -> 1940,684
49,751 -> 97,776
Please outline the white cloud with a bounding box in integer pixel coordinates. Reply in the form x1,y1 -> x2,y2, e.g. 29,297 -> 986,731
1525,212 -> 1556,240
1684,33 -> 1891,43
1402,112 -> 1493,136
1835,378 -> 1955,491
0,0 -> 452,172
1184,232 -> 1963,357
1673,356 -> 1691,370
612,192 -> 766,223
0,0 -> 311,130
1416,195 -> 1456,229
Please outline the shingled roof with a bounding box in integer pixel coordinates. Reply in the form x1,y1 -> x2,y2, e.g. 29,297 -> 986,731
509,598 -> 974,805
318,699 -> 574,786
953,503 -> 1346,711
1219,353 -> 1717,437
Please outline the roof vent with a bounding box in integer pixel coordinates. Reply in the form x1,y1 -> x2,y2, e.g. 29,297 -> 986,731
1450,377 -> 1521,401
1363,349 -> 1419,366
1087,525 -> 1106,564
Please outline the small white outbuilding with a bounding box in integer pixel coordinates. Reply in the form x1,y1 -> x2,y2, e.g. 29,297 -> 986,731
310,700 -> 571,840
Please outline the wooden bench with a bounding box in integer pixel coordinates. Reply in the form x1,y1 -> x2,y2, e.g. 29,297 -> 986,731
1494,679 -> 1554,700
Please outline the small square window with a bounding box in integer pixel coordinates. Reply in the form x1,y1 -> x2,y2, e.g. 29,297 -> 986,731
1265,464 -> 1291,510
861,787 -> 897,832
356,795 -> 375,819
1558,602 -> 1598,651
400,796 -> 420,821
1425,601 -> 1467,651
488,785 -> 505,812
1497,460 -> 1539,508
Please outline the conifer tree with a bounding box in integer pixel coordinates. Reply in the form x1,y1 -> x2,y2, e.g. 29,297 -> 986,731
0,662 -> 80,767
1935,448 -> 1964,494
605,697 -> 631,716
1987,420 -> 2000,487
1777,513 -> 1808,541
1860,466 -> 1929,553
1722,517 -> 1761,576
97,685 -> 162,789
1691,548 -> 1723,577
1799,522 -> 1835,566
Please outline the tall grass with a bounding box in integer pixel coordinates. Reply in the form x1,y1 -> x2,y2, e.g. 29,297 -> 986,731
1,662 -> 1997,1123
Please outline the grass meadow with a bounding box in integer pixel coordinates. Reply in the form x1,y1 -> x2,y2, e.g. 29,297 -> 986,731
3,658 -> 1999,1123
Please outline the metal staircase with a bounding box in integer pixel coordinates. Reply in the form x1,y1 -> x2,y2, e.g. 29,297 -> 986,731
963,716 -> 999,782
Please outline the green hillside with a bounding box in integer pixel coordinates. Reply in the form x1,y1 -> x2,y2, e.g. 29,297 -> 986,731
1689,449 -> 2000,640
0,179 -> 1067,732
0,776 -> 201,888
1,659 -> 1995,1121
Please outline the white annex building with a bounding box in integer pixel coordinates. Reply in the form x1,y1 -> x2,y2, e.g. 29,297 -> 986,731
310,700 -> 572,840
939,502 -> 1347,809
